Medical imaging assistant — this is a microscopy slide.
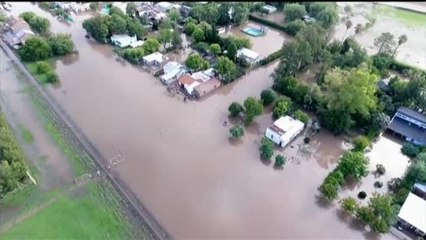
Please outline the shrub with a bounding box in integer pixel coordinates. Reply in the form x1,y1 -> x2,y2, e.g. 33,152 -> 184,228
293,109 -> 309,124
260,89 -> 277,106
230,126 -> 244,139
228,102 -> 244,118
401,143 -> 420,158
275,154 -> 286,167
35,61 -> 51,74
376,164 -> 386,176
258,48 -> 285,66
45,71 -> 59,84
259,137 -> 274,160
353,135 -> 370,152
374,181 -> 383,188
358,191 -> 367,199
273,96 -> 293,119
340,197 -> 359,214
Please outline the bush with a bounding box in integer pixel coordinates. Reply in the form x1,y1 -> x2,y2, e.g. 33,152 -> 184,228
273,96 -> 293,119
374,181 -> 383,188
35,61 -> 51,74
275,154 -> 286,167
45,71 -> 59,84
258,48 -> 285,66
376,164 -> 386,175
228,102 -> 244,118
401,143 -> 420,158
353,135 -> 370,152
260,89 -> 277,106
283,19 -> 306,36
260,137 -> 274,160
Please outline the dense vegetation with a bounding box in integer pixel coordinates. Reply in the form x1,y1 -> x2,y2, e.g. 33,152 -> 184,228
0,114 -> 29,197
19,11 -> 50,34
18,34 -> 74,62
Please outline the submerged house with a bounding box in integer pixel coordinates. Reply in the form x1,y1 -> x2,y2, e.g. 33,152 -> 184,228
236,48 -> 261,64
160,61 -> 187,85
178,68 -> 221,98
2,16 -> 35,47
142,52 -> 166,66
265,116 -> 305,148
110,34 -> 137,48
387,107 -> 426,146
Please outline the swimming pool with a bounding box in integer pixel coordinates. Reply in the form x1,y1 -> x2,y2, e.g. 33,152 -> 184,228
242,27 -> 265,37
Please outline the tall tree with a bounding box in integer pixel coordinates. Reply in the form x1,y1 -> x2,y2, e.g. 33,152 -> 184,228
216,56 -> 237,83
374,32 -> 396,54
168,8 -> 181,23
244,97 -> 264,125
125,2 -> 137,17
392,34 -> 408,57
283,3 -> 307,22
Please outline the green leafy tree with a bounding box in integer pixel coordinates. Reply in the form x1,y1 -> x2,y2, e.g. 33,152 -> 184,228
273,96 -> 293,119
142,38 -> 160,54
216,56 -> 237,83
309,3 -> 338,29
35,61 -> 51,74
230,126 -> 244,139
401,143 -> 420,158
284,19 -> 306,36
217,3 -> 232,25
19,11 -> 37,22
89,2 -> 100,11
275,155 -> 286,167
108,14 -> 127,34
374,32 -> 396,54
295,24 -> 327,61
228,102 -> 244,118
209,43 -> 221,56
283,3 -> 307,22
320,170 -> 344,201
340,197 -> 359,214
47,34 -> 74,56
109,6 -> 126,18
18,37 -> 52,62
82,15 -> 109,42
28,15 -> 50,34
260,89 -> 277,106
244,97 -> 264,125
45,71 -> 59,84
168,8 -> 181,23
272,76 -> 298,95
227,42 -> 238,62
353,136 -> 370,152
190,3 -> 220,25
260,137 -> 274,160
126,17 -> 147,39
337,151 -> 369,181
392,34 -> 408,57
356,206 -> 375,224
126,2 -> 137,17
171,29 -> 182,49
158,28 -> 174,49
232,4 -> 250,25
191,28 -> 205,42
185,53 -> 209,71
123,47 -> 145,64
293,110 -> 309,124
367,193 -> 398,233
185,22 -> 197,35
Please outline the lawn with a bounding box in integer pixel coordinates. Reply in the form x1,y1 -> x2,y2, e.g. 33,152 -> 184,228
25,62 -> 50,84
2,183 -> 132,240
373,5 -> 426,28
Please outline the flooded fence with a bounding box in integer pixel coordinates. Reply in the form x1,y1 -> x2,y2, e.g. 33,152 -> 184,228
0,40 -> 171,240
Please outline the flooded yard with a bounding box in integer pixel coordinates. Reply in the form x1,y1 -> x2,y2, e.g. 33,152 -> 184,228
2,2 -> 399,239
334,2 -> 426,70
224,20 -> 292,57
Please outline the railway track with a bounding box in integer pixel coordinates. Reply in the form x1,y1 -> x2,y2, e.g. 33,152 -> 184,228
0,40 -> 170,240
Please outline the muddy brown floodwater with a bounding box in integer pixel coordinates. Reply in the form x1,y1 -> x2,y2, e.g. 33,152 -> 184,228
6,3 -> 398,239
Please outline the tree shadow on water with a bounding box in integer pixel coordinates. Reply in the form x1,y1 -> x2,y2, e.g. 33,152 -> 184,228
228,137 -> 243,147
314,194 -> 335,210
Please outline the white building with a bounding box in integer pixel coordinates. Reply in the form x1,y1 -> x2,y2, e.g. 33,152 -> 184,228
265,116 -> 305,148
262,5 -> 277,14
160,61 -> 186,84
237,48 -> 261,64
130,40 -> 144,48
142,52 -> 165,66
398,192 -> 426,236
156,2 -> 173,12
110,35 -> 137,48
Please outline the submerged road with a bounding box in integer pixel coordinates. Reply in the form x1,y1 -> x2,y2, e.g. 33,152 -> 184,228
0,40 -> 171,240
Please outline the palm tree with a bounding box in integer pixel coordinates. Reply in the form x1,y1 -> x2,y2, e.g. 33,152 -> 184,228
341,20 -> 353,43
392,34 -> 408,57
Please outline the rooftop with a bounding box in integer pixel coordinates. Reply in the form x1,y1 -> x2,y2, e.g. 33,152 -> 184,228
237,48 -> 261,60
397,107 -> 426,124
398,192 -> 426,234
143,52 -> 164,63
387,117 -> 426,144
270,116 -> 305,136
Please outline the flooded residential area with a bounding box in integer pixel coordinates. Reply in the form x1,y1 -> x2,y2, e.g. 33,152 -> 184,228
0,2 -> 425,240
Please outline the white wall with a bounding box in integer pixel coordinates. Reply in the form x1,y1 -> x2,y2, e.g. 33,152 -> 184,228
265,128 -> 282,146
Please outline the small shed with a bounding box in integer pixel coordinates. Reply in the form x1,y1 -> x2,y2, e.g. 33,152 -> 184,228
142,52 -> 165,66
237,48 -> 261,64
265,116 -> 305,148
160,64 -> 187,85
262,5 -> 277,14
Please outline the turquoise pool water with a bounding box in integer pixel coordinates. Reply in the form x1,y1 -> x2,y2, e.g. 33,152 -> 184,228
242,27 -> 265,37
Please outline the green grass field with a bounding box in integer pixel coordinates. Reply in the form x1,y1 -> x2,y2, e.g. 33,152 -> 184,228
374,5 -> 426,28
2,183 -> 132,240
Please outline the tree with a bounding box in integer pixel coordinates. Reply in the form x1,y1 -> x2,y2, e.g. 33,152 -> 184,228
260,89 -> 277,106
320,170 -> 345,201
275,155 -> 286,167
232,4 -> 250,25
401,143 -> 421,158
284,19 -> 306,36
123,47 -> 145,64
35,61 -> 51,74
272,43 -> 302,78
89,2 -> 100,11
309,3 -> 338,29
216,56 -> 237,83
367,193 -> 397,233
244,97 -> 263,125
217,3 -> 232,26
126,17 -> 146,39
226,42 -> 238,62
18,37 -> 52,62
260,137 -> 274,160
392,34 -> 408,57
82,15 -> 109,42
45,71 -> 59,84
228,102 -> 244,118
171,29 -> 182,49
230,126 -> 244,139
28,15 -> 50,34
341,20 -> 353,43
209,43 -> 221,56
283,3 -> 307,22
184,22 -> 197,35
47,34 -> 74,56
353,136 -> 370,152
142,38 -> 160,54
273,96 -> 292,119
168,8 -> 181,23
185,53 -> 209,71
356,206 -> 375,224
340,197 -> 359,214
191,28 -> 205,42
374,32 -> 396,54
109,6 -> 126,18
158,28 -> 174,49
108,14 -> 127,34
190,3 -> 220,25
337,151 -> 369,181
19,11 -> 37,22
295,24 -> 327,61
293,110 -> 309,124
126,2 -> 137,17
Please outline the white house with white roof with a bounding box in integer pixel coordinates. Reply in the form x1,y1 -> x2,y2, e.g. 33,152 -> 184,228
237,48 -> 261,64
111,35 -> 137,48
142,52 -> 166,66
160,61 -> 187,84
398,192 -> 426,236
265,116 -> 305,148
